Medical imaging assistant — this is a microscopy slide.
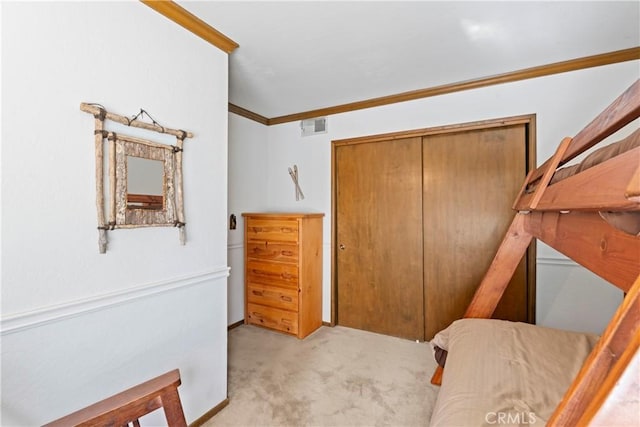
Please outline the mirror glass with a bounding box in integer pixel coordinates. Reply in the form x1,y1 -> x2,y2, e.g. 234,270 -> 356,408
126,156 -> 164,210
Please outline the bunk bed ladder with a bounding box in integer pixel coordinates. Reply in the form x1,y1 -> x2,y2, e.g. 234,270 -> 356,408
514,137 -> 572,211
430,79 -> 640,425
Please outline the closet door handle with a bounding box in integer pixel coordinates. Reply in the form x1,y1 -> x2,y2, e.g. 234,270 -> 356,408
339,244 -> 345,250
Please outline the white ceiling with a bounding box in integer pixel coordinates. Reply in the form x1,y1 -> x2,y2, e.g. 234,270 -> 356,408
181,1 -> 640,119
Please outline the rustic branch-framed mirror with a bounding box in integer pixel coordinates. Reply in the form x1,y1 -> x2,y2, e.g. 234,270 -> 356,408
81,103 -> 192,253
114,133 -> 176,227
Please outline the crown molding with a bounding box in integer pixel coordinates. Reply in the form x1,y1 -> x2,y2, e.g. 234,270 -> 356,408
141,0 -> 238,54
228,103 -> 269,125
229,47 -> 640,126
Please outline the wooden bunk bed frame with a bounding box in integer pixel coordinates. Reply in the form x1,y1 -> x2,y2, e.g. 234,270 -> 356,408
431,79 -> 640,426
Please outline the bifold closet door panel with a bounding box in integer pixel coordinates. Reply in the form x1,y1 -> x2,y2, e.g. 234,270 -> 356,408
423,125 -> 527,339
336,137 -> 424,341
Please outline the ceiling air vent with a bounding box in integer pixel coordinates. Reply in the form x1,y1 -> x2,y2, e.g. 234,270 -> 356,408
301,117 -> 328,137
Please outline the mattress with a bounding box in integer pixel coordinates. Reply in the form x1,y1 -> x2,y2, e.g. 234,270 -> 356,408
548,128 -> 640,185
429,319 -> 599,427
526,128 -> 640,235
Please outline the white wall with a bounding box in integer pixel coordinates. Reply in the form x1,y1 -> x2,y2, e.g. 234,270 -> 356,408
1,2 -> 229,424
228,61 -> 639,334
227,114 -> 269,325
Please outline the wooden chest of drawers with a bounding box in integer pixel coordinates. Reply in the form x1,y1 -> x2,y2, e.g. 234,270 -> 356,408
243,213 -> 324,338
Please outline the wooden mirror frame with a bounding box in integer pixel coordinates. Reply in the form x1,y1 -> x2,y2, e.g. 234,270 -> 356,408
113,134 -> 177,228
81,103 -> 192,253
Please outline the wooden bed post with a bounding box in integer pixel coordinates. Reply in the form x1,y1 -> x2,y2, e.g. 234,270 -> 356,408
579,327 -> 640,425
548,275 -> 640,426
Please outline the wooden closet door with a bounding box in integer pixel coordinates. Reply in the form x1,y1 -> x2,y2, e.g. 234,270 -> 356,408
423,125 -> 527,339
335,137 -> 424,340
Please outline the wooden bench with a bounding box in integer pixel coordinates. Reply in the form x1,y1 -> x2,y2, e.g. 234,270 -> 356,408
43,369 -> 187,427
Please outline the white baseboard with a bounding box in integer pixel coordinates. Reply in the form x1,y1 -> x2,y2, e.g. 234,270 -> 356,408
1,267 -> 230,335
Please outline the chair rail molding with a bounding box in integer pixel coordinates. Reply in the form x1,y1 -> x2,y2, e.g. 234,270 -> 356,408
537,257 -> 579,267
1,267 -> 230,335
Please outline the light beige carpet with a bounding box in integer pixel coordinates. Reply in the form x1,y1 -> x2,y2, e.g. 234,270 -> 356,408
205,324 -> 440,427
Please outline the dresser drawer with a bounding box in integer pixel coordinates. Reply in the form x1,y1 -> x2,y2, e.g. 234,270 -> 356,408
247,303 -> 298,335
248,283 -> 299,312
246,219 -> 299,243
247,260 -> 298,288
246,241 -> 298,263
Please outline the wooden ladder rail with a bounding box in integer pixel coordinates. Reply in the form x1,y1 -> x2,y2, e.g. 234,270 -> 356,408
514,137 -> 573,211
549,275 -> 640,426
43,369 -> 187,427
577,325 -> 640,425
430,212 -> 534,385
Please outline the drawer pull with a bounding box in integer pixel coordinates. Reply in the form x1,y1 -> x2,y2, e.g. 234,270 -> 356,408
281,251 -> 293,256
280,227 -> 293,233
252,311 -> 262,318
252,227 -> 263,233
281,273 -> 293,280
281,296 -> 292,302
252,290 -> 263,296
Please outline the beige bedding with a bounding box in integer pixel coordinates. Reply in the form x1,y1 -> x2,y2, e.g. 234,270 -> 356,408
429,319 -> 599,427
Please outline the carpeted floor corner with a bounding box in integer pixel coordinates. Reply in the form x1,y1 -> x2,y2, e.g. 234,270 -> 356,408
205,324 -> 440,426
